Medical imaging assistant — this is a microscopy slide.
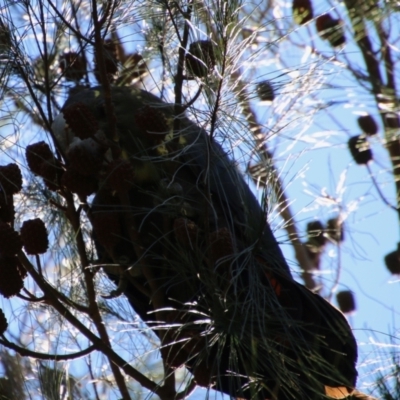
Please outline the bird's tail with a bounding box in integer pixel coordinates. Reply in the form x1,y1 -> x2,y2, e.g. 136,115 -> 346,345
325,387 -> 379,400
350,390 -> 379,400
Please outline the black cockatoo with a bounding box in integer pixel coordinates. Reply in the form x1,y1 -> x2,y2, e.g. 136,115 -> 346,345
53,86 -> 373,400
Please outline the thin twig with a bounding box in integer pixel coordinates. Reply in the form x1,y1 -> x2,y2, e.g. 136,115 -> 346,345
173,1 -> 193,139
17,250 -> 169,397
92,0 -> 119,152
47,0 -> 95,45
64,185 -> 131,400
17,289 -> 46,302
231,70 -> 317,290
367,164 -> 398,211
0,337 -> 96,361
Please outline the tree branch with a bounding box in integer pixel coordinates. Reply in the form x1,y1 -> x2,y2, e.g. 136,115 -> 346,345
344,0 -> 400,219
0,337 -> 96,361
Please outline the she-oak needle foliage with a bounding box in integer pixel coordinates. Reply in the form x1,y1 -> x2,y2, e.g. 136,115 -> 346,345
0,0 -> 398,399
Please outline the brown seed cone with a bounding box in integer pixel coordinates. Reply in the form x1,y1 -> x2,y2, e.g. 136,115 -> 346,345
0,255 -> 24,298
306,220 -> 326,248
20,218 -> 49,255
0,308 -> 8,335
174,218 -> 200,249
0,221 -> 22,256
0,193 -> 14,223
66,140 -> 104,177
186,40 -> 216,78
59,52 -> 86,82
384,244 -> 400,275
26,141 -> 55,175
256,81 -> 275,102
91,211 -> 122,250
348,135 -> 373,165
0,163 -> 23,195
209,228 -> 235,265
316,14 -> 334,36
292,0 -> 313,25
134,106 -> 169,141
0,18 -> 11,53
357,114 -> 378,136
94,38 -> 118,85
326,217 -> 344,243
336,290 -> 356,314
62,102 -> 99,140
105,160 -> 135,193
315,14 -> 345,47
61,169 -> 98,197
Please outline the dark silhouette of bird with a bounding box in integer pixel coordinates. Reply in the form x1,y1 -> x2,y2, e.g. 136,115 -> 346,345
53,86 -> 376,400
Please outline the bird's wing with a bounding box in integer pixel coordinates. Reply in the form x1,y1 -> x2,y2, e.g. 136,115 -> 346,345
56,85 -> 292,278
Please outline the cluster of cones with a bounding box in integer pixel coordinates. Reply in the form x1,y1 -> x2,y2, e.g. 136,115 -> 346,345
59,36 -> 217,88
59,36 -> 147,85
292,0 -> 346,47
25,100 -> 174,199
0,163 -> 49,300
